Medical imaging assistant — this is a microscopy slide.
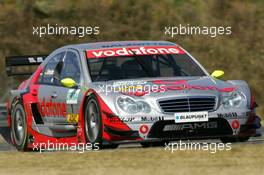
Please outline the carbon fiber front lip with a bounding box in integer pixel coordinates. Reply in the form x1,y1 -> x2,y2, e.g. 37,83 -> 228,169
102,134 -> 234,145
104,126 -> 140,138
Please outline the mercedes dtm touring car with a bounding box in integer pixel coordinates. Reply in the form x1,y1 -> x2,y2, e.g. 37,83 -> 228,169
4,41 -> 261,150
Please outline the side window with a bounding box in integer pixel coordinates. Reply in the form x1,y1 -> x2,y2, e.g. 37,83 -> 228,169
40,52 -> 65,85
60,51 -> 81,83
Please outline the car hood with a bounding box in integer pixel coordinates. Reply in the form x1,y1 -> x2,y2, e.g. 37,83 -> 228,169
88,76 -> 238,114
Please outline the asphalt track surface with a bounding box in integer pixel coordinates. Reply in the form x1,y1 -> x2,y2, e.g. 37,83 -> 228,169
0,126 -> 264,152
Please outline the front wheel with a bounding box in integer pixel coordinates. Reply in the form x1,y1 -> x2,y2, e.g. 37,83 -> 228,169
84,95 -> 103,148
11,103 -> 28,151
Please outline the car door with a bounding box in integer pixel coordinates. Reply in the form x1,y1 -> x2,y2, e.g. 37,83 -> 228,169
38,50 -> 83,125
57,50 -> 83,124
37,51 -> 67,124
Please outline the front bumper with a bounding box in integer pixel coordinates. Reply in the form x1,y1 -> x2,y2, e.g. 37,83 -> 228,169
103,109 -> 262,142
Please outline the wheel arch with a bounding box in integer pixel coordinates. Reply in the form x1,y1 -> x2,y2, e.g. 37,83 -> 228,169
78,89 -> 132,143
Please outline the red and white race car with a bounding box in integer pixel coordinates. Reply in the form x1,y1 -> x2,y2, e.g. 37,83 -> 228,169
3,41 -> 261,151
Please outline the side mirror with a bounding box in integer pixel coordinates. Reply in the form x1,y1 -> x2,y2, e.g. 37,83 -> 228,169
211,70 -> 224,79
61,78 -> 77,88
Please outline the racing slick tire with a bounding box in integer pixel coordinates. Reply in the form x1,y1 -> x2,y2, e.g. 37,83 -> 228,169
220,137 -> 249,143
84,94 -> 118,149
11,102 -> 28,151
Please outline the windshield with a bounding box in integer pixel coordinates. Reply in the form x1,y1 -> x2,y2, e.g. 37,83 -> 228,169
87,53 -> 206,82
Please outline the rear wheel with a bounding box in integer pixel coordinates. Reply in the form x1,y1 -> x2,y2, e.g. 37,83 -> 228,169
11,103 -> 28,151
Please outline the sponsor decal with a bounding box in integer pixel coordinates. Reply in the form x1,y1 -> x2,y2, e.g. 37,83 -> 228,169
44,69 -> 54,75
107,117 -> 135,123
139,125 -> 149,134
107,116 -> 164,123
66,89 -> 80,104
218,112 -> 248,119
119,80 -> 236,97
141,116 -> 164,122
113,81 -> 147,86
28,56 -> 44,63
174,111 -> 208,123
67,113 -> 79,123
38,98 -> 66,118
86,46 -> 185,58
119,117 -> 135,123
152,80 -> 236,93
231,120 -> 240,129
163,122 -> 218,131
217,112 -> 238,119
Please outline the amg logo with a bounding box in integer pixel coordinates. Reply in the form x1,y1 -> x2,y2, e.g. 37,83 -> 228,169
28,57 -> 44,63
163,122 -> 218,131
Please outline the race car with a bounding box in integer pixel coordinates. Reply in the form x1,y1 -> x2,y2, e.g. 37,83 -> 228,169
5,40 -> 262,151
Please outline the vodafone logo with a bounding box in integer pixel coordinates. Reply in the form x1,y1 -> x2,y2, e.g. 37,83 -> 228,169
86,46 -> 185,58
38,98 -> 67,118
232,120 -> 240,129
139,125 -> 149,134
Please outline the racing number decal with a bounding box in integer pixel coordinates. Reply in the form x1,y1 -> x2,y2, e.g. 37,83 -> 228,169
66,89 -> 81,104
66,89 -> 81,123
67,113 -> 79,123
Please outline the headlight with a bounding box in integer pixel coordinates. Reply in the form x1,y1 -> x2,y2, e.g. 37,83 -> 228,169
222,91 -> 247,109
117,96 -> 151,114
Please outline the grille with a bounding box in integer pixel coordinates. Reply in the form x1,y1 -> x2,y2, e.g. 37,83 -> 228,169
159,97 -> 216,113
